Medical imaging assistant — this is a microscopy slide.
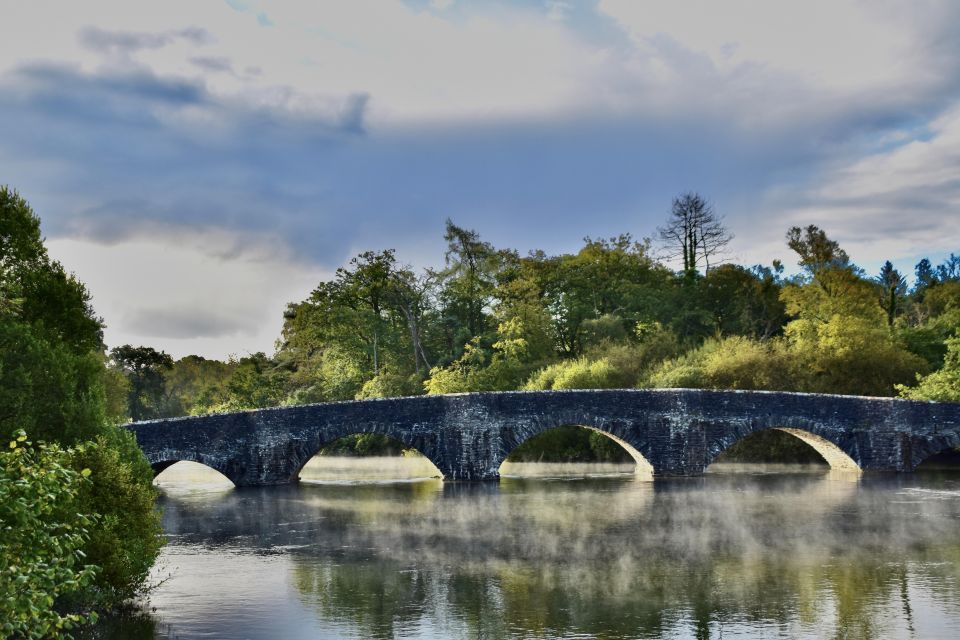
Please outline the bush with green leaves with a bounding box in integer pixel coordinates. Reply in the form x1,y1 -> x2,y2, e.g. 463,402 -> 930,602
70,430 -> 163,604
0,433 -> 100,639
645,336 -> 793,391
899,335 -> 960,402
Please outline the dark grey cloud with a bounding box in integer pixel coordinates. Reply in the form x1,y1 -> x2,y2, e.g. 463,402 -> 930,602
125,307 -> 255,339
78,26 -> 212,54
189,56 -> 234,74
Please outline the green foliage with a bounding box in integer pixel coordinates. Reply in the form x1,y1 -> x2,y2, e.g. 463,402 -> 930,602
646,336 -> 793,391
109,345 -> 173,422
356,372 -> 422,399
1,187 -> 103,355
524,357 -> 619,391
0,317 -> 108,444
201,352 -> 288,412
0,433 -> 100,639
424,317 -> 541,394
699,263 -> 787,338
523,322 -> 683,391
101,364 -> 131,426
716,429 -> 827,464
899,336 -> 960,402
506,426 -> 633,463
319,434 -> 408,457
158,355 -> 234,417
785,314 -> 927,396
1,187 -> 163,617
69,431 -> 163,603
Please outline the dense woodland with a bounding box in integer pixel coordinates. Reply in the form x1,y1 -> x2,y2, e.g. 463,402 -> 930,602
104,194 -> 960,458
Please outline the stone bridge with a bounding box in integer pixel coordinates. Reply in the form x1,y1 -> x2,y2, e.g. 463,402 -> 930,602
127,389 -> 960,486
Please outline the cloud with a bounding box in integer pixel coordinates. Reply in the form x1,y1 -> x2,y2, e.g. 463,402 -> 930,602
125,308 -> 253,340
189,56 -> 234,74
3,0 -> 960,356
78,26 -> 212,54
45,233 -> 322,358
768,104 -> 960,266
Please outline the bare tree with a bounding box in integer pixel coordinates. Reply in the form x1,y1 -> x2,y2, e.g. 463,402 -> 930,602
658,192 -> 733,275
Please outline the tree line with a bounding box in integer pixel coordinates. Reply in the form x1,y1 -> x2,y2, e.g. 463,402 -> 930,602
109,193 -> 960,432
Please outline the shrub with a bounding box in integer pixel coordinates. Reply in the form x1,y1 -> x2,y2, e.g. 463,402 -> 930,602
69,431 -> 163,604
0,433 -> 100,638
645,336 -> 794,391
898,335 -> 960,402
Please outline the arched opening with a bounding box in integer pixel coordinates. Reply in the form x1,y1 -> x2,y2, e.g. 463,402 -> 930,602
299,433 -> 443,484
153,461 -> 235,490
708,428 -> 860,473
915,447 -> 960,473
498,425 -> 653,478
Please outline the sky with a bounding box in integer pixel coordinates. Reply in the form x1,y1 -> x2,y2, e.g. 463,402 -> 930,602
2,0 -> 959,359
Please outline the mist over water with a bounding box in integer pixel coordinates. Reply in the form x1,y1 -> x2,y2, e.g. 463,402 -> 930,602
127,461 -> 960,639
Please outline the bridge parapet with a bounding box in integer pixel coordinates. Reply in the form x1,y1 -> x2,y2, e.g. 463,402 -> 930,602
127,389 -> 960,486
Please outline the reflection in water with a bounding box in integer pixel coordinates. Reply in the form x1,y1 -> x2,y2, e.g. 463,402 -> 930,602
110,463 -> 960,639
300,454 -> 442,483
153,461 -> 234,491
500,460 -> 639,478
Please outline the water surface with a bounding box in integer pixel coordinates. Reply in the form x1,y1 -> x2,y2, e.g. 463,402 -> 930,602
111,460 -> 960,639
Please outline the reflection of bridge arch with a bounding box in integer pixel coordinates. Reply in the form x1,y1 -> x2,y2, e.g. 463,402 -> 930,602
289,428 -> 447,483
296,432 -> 443,482
149,451 -> 238,484
128,389 -> 960,486
152,460 -> 236,489
708,426 -> 861,471
496,423 -> 655,474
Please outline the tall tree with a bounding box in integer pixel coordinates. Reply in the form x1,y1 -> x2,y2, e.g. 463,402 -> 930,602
876,261 -> 907,328
110,345 -> 174,421
914,258 -> 936,294
335,250 -> 398,376
434,220 -> 506,351
658,192 -> 732,275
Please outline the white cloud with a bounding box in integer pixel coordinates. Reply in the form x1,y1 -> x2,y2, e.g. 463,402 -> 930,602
46,230 -> 322,359
597,0 -> 935,92
768,104 -> 960,266
4,0 -> 960,356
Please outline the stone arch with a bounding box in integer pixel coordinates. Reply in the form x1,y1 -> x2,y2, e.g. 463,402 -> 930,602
289,427 -> 447,483
496,422 -> 655,475
709,426 -> 860,471
909,433 -> 960,471
151,457 -> 236,486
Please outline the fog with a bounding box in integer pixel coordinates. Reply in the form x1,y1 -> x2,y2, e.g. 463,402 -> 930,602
136,465 -> 960,639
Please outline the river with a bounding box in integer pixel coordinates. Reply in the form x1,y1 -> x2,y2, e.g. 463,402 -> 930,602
98,458 -> 960,639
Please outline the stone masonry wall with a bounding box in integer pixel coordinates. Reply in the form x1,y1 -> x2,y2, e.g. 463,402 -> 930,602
127,389 -> 960,486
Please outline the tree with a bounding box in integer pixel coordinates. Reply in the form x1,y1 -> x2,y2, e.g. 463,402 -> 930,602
0,187 -> 162,618
435,220 -> 505,345
0,434 -> 100,638
159,355 -> 234,417
786,224 -> 852,278
110,345 -> 174,421
876,261 -> 907,328
699,263 -> 786,338
898,336 -> 960,402
658,192 -> 732,275
781,226 -> 877,322
914,258 -> 936,294
935,253 -> 960,282
335,250 -> 398,376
